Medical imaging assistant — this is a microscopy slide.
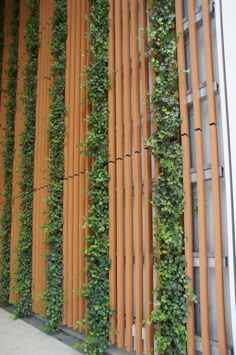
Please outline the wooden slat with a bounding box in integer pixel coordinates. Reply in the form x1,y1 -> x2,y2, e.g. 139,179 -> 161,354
115,0 -> 125,348
70,0 -> 78,328
122,0 -> 133,351
66,0 -> 75,327
188,1 -> 210,354
175,2 -> 195,354
40,0 -> 48,314
62,0 -> 71,325
140,0 -> 154,353
108,0 -> 117,345
84,0 -> 90,333
78,0 -> 87,331
32,0 -> 53,314
73,1 -> 81,331
131,1 -> 143,353
40,0 -> 51,313
9,0 -> 29,304
63,0 -> 89,330
202,2 -> 227,353
74,0 -> 82,329
63,2 -> 69,325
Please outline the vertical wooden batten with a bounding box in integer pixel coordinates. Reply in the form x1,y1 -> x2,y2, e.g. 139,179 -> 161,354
202,2 -> 227,353
63,0 -> 89,330
66,0 -> 75,326
188,1 -> 210,353
32,0 -> 53,315
115,0 -> 125,348
84,0 -> 90,333
62,0 -> 71,326
175,1 -> 195,353
78,0 -> 87,330
131,1 -> 143,353
108,0 -> 117,345
72,0 -> 81,329
123,0 -> 133,351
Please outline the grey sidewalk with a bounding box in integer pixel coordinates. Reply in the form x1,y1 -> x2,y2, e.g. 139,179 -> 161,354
0,308 -> 79,355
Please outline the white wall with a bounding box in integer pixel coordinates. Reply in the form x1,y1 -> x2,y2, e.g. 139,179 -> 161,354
215,0 -> 236,350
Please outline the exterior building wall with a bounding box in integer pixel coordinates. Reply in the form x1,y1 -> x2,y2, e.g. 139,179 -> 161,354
0,1 -> 235,354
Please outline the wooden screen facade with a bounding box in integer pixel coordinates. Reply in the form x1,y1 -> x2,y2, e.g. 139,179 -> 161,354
176,1 -> 233,354
0,0 -> 234,354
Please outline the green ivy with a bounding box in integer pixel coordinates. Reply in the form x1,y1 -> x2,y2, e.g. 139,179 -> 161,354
43,0 -> 67,333
14,0 -> 40,318
0,0 -> 5,89
79,0 -> 112,354
0,0 -> 20,306
146,1 -> 189,354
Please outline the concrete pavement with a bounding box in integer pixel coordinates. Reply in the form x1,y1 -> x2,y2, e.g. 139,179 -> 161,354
0,308 -> 80,355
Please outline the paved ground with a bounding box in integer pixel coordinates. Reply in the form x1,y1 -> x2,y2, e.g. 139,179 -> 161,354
0,308 -> 79,355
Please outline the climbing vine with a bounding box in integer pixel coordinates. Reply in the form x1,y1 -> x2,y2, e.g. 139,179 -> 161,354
14,0 -> 40,318
80,0 -> 112,353
0,0 -> 20,306
43,0 -> 67,333
146,1 -> 189,354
